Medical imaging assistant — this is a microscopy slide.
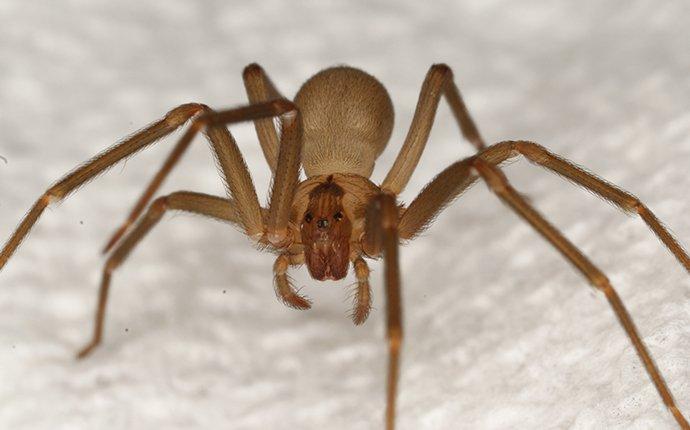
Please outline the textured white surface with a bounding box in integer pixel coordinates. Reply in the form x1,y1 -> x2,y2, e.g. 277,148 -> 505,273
1,1 -> 689,429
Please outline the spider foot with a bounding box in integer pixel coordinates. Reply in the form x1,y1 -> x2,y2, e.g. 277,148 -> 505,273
75,340 -> 100,360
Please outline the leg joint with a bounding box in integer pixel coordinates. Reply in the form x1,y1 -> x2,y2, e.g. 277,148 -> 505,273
273,253 -> 289,275
104,257 -> 118,274
513,140 -> 550,163
149,197 -> 170,217
591,272 -> 612,292
430,63 -> 452,78
388,328 -> 403,351
353,257 -> 370,281
44,187 -> 66,205
165,103 -> 206,126
242,63 -> 264,80
633,200 -> 647,214
473,159 -> 509,193
272,99 -> 299,120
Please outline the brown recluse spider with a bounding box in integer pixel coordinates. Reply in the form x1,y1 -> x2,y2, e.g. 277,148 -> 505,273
1,63 -> 689,429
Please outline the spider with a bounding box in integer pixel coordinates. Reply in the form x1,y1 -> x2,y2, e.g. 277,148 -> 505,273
1,63 -> 689,429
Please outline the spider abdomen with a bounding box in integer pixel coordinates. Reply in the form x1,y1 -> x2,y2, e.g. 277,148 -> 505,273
294,66 -> 394,178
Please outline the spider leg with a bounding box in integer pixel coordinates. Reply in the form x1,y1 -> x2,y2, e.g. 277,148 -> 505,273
76,191 -> 242,359
476,141 -> 690,273
0,103 -> 204,270
471,160 -> 689,429
389,65 -> 688,425
398,158 -> 477,239
204,100 -> 302,246
1,99 -> 300,272
101,109 -> 208,253
364,193 -> 402,430
104,63 -> 287,252
243,63 -> 284,172
399,143 -> 689,426
382,64 -> 484,195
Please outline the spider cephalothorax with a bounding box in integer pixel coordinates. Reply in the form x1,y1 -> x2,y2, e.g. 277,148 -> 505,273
300,178 -> 352,280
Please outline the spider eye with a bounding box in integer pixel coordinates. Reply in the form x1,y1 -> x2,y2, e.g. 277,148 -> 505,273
304,212 -> 313,223
334,211 -> 343,221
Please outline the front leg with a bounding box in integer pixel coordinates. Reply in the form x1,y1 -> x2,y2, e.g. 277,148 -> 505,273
104,63 -> 290,252
363,193 -> 403,430
104,95 -> 302,252
203,100 -> 302,245
0,103 -> 204,271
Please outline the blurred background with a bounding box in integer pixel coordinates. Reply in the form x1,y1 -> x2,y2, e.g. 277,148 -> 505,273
1,1 -> 689,429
